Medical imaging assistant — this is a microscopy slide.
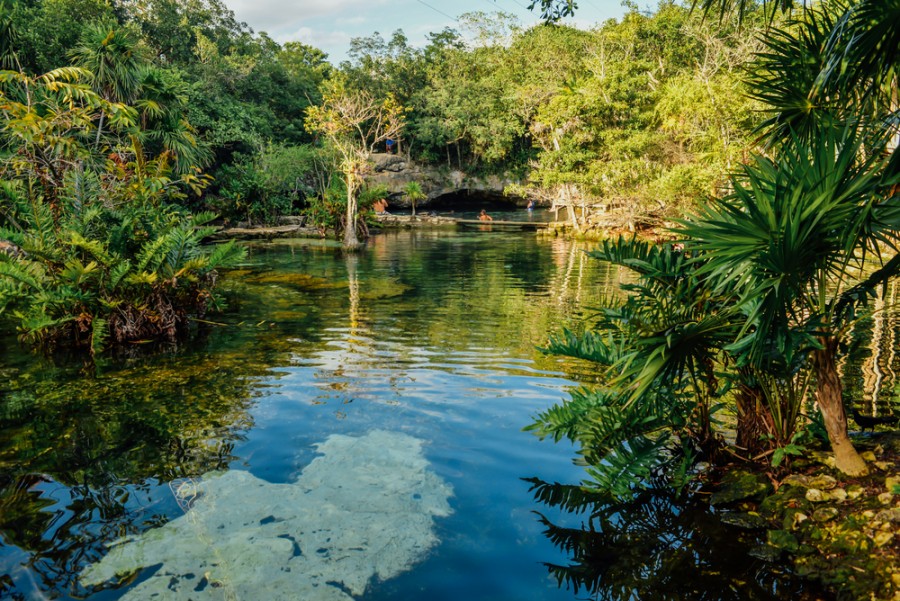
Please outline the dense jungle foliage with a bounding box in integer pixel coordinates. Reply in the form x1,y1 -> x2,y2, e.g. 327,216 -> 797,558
0,0 -> 770,354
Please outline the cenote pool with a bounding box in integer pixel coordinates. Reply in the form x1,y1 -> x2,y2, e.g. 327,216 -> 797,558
5,227 -> 894,599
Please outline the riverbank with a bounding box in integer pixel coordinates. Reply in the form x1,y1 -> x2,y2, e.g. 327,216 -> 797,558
709,432 -> 900,600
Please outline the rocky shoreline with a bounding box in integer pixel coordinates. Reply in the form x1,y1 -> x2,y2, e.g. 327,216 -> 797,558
708,432 -> 900,600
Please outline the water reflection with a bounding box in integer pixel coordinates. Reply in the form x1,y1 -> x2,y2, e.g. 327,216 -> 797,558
526,478 -> 822,601
844,280 -> 900,423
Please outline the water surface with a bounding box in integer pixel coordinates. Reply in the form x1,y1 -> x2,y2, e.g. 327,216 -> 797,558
0,227 -> 860,600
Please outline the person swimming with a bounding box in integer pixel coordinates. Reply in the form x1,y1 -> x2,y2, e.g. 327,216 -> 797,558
479,209 -> 493,222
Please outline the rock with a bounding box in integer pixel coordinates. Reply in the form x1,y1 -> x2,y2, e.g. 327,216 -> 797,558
365,154 -> 522,207
846,484 -> 865,500
875,508 -> 900,523
875,461 -> 895,471
810,451 -> 837,469
720,512 -> 767,530
710,470 -> 772,506
748,544 -> 781,562
781,474 -> 811,488
809,475 -> 838,490
877,492 -> 894,505
0,240 -> 26,258
829,488 -> 848,503
767,529 -> 800,553
784,510 -> 808,531
371,153 -> 408,173
873,531 -> 895,547
812,507 -> 839,522
886,476 -> 900,493
861,451 -> 877,462
806,488 -> 828,503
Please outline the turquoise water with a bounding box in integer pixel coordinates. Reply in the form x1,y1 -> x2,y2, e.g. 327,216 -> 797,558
0,228 -> 832,599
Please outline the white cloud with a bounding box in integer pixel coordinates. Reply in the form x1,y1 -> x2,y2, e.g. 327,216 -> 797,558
275,26 -> 354,50
227,0 -> 390,31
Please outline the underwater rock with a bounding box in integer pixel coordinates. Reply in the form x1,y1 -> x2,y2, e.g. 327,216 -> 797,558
719,511 -> 767,530
766,529 -> 800,553
873,531 -> 895,548
829,488 -> 848,503
710,470 -> 772,506
748,544 -> 781,562
81,430 -> 453,600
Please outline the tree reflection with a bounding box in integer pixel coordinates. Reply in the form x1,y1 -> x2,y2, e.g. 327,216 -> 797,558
526,478 -> 821,601
0,346 -> 274,598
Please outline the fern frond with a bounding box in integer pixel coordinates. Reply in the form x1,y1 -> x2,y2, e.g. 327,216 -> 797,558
205,240 -> 246,270
109,259 -> 132,290
90,316 -> 108,356
583,434 -> 673,499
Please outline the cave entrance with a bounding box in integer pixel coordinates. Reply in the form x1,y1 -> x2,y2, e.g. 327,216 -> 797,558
426,190 -> 524,214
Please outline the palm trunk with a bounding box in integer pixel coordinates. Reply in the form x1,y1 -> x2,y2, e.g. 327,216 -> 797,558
735,384 -> 775,455
814,338 -> 868,476
95,112 -> 105,148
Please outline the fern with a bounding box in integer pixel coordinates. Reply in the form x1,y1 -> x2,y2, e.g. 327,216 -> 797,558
205,240 -> 246,270
66,231 -> 113,266
90,316 -> 108,356
584,435 -> 672,498
544,328 -> 624,365
0,259 -> 44,291
136,232 -> 173,272
108,259 -> 132,290
59,259 -> 99,285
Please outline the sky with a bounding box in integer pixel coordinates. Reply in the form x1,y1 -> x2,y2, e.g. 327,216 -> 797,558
221,0 -> 630,63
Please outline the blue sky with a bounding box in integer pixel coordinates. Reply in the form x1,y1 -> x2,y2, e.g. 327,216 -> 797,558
223,0 -> 630,63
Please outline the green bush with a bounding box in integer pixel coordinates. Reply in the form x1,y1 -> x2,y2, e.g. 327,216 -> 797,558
0,182 -> 245,355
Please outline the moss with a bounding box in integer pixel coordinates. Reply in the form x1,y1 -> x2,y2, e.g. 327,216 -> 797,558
748,432 -> 900,600
709,469 -> 772,506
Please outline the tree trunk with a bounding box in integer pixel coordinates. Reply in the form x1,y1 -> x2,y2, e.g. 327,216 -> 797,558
343,176 -> 361,251
814,338 -> 868,476
735,384 -> 775,456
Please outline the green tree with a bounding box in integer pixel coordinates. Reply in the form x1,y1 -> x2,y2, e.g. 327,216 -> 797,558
403,181 -> 426,218
305,77 -> 405,250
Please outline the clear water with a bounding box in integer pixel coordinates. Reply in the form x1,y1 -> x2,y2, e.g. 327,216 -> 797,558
0,227 -> 855,600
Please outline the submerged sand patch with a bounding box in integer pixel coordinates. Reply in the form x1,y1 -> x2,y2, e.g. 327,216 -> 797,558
82,430 -> 453,600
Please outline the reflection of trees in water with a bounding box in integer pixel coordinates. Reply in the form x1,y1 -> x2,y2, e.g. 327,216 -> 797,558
844,280 -> 900,420
526,478 -> 821,601
0,346 -> 277,598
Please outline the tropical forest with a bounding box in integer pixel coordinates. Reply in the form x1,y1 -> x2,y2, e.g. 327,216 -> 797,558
0,0 -> 898,598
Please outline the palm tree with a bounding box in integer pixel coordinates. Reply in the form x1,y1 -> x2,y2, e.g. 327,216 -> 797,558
683,130 -> 900,476
528,239 -> 742,497
403,181 -> 426,218
70,22 -> 144,146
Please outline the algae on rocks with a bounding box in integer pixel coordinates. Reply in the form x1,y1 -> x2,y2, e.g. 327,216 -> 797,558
81,430 -> 453,600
